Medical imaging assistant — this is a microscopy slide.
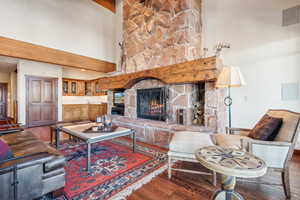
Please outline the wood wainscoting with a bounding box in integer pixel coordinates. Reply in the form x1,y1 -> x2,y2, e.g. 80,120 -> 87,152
88,104 -> 108,121
63,103 -> 107,122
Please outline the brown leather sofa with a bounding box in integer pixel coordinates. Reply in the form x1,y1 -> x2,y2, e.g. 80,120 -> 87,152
0,129 -> 66,200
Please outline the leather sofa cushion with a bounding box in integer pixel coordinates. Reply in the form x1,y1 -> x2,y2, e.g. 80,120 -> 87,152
248,114 -> 283,141
169,131 -> 214,154
1,131 -> 37,146
1,131 -> 60,157
10,140 -> 60,157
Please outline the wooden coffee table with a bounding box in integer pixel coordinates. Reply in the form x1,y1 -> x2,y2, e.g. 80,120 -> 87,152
195,146 -> 267,200
55,122 -> 136,173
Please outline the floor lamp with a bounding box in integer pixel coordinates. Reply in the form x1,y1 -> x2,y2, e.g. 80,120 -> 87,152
216,66 -> 246,131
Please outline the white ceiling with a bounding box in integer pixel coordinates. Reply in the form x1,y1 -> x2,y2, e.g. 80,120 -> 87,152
62,66 -> 105,80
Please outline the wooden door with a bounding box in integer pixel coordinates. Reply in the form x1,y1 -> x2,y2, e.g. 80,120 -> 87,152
26,76 -> 58,127
0,83 -> 7,119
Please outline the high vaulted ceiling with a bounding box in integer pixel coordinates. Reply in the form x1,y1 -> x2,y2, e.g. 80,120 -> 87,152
93,0 -> 116,13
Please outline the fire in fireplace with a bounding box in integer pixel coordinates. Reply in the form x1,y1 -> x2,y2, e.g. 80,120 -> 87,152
137,87 -> 167,121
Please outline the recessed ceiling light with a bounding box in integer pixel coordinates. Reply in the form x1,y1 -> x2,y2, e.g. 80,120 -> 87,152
81,69 -> 86,71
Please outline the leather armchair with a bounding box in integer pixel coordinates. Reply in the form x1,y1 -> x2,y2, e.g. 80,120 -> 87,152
0,130 -> 66,200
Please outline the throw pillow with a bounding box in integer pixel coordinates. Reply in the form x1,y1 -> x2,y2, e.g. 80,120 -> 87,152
249,114 -> 283,141
0,138 -> 14,161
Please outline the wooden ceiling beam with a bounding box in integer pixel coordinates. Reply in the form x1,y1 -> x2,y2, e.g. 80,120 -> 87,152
0,36 -> 116,73
96,57 -> 219,90
93,0 -> 116,13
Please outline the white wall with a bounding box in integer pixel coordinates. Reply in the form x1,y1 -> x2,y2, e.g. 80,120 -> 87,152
0,0 -> 115,124
0,0 -> 116,63
0,72 -> 10,83
203,0 -> 300,147
17,60 -> 63,124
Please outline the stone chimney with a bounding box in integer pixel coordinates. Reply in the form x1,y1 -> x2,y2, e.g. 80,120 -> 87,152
122,0 -> 202,72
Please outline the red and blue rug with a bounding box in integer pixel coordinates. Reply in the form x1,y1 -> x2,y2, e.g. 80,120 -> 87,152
57,140 -> 167,200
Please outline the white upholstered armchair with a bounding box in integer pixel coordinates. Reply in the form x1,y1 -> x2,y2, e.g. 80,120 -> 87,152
168,131 -> 217,186
213,109 -> 300,199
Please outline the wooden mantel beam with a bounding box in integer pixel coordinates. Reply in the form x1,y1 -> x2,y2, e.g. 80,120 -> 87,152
97,57 -> 220,90
0,36 -> 116,73
93,0 -> 116,13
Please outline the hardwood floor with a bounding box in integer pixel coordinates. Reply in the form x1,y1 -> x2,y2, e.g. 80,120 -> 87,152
25,126 -> 300,199
128,155 -> 300,200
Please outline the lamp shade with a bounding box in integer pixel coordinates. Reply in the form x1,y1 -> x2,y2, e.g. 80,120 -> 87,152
216,66 -> 246,88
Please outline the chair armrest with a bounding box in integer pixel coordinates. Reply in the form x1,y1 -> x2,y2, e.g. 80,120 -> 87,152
243,138 -> 292,147
226,127 -> 252,135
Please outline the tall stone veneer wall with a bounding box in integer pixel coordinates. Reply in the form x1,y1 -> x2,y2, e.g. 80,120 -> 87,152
122,0 -> 202,72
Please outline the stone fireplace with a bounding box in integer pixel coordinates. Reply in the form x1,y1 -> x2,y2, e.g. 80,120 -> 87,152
136,86 -> 167,121
107,78 -> 226,148
105,0 -> 226,148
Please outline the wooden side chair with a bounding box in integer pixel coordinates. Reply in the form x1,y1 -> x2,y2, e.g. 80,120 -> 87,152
213,109 -> 300,199
168,131 -> 217,186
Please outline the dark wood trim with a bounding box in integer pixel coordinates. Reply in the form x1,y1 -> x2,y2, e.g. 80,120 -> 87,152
0,36 -> 116,73
294,150 -> 300,156
0,83 -> 8,120
93,0 -> 115,13
96,57 -> 219,90
26,76 -> 58,128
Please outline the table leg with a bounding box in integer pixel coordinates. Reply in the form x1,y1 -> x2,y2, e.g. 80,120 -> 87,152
212,175 -> 244,200
221,175 -> 236,193
132,130 -> 136,153
55,127 -> 60,149
87,143 -> 91,173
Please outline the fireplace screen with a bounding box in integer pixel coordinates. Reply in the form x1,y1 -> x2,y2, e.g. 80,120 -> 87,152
137,87 -> 167,121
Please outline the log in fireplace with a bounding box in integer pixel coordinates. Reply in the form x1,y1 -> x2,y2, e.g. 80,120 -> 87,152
137,87 -> 167,121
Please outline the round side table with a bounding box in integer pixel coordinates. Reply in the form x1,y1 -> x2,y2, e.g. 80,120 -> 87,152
195,146 -> 267,200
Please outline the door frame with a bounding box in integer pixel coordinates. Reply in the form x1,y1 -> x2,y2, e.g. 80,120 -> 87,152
0,83 -> 8,120
25,75 -> 58,127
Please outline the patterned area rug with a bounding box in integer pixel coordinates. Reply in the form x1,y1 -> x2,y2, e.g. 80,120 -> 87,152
56,140 -> 167,200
